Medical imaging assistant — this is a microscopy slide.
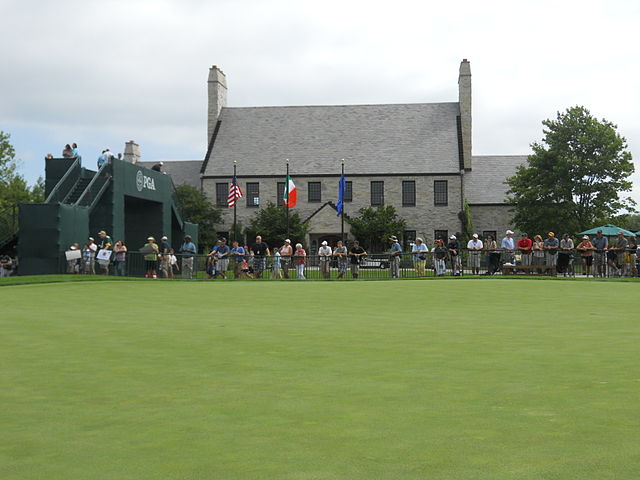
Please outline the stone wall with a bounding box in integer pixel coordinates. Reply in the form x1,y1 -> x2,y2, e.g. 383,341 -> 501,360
203,173 -> 464,249
469,204 -> 518,239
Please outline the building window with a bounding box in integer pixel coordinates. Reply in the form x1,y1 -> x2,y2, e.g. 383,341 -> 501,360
404,230 -> 416,251
483,231 -> 497,243
371,181 -> 384,206
308,182 -> 322,203
246,182 -> 259,207
402,181 -> 416,207
215,183 -> 228,207
434,180 -> 448,206
277,182 -> 285,207
344,181 -> 352,202
434,230 -> 448,243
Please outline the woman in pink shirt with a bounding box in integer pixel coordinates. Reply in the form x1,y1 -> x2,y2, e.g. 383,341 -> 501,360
576,235 -> 594,277
294,243 -> 306,280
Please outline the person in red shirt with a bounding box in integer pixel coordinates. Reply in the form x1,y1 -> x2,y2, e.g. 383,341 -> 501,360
517,233 -> 533,267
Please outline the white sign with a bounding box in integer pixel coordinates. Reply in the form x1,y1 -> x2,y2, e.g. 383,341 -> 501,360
96,249 -> 112,261
136,170 -> 156,192
65,249 -> 81,261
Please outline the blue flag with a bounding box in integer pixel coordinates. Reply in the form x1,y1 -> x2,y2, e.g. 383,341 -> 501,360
337,175 -> 346,216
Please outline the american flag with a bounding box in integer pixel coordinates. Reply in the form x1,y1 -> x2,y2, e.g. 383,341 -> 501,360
227,176 -> 243,207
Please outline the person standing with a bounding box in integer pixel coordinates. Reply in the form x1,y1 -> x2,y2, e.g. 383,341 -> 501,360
318,241 -> 333,279
501,230 -> 515,265
142,237 -> 159,278
576,235 -> 594,277
627,236 -> 638,277
349,240 -> 366,279
280,239 -> 293,279
272,248 -> 283,279
71,143 -> 81,163
517,233 -> 533,268
388,235 -> 402,278
485,235 -> 500,275
215,238 -> 230,279
179,235 -> 197,279
159,236 -> 171,278
230,240 -> 246,279
62,144 -> 73,158
544,232 -> 559,273
250,235 -> 270,279
432,239 -> 448,276
0,254 -> 13,277
531,235 -> 545,274
412,237 -> 429,277
333,240 -> 348,279
591,230 -> 608,278
612,232 -> 628,277
466,234 -> 483,275
168,249 -> 179,278
97,230 -> 112,275
294,243 -> 306,280
558,234 -> 574,276
113,240 -> 127,276
447,235 -> 461,276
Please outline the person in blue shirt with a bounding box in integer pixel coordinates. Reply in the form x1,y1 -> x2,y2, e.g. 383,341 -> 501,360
389,235 -> 402,278
179,235 -> 197,279
411,237 -> 429,277
230,240 -> 245,279
97,150 -> 107,169
501,229 -> 515,265
215,238 -> 230,279
71,143 -> 82,164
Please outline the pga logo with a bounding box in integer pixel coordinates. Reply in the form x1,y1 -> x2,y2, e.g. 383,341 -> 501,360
136,170 -> 156,192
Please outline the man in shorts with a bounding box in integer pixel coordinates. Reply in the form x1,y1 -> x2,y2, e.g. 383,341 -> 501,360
250,235 -> 270,278
349,241 -> 366,279
466,233 -> 483,275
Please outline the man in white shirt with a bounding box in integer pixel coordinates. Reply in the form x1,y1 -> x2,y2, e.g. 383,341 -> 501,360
466,233 -> 483,275
501,229 -> 515,265
318,241 -> 332,279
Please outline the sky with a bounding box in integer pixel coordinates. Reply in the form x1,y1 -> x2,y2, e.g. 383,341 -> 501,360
2,0 -> 639,204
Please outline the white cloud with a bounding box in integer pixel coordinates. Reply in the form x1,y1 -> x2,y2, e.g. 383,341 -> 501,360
1,0 -> 639,205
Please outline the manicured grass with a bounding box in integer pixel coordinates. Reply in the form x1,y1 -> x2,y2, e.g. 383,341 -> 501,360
1,279 -> 639,479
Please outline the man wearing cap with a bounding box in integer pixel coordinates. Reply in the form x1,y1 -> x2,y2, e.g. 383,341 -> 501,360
517,233 -> 533,268
159,235 -> 171,278
152,162 -> 163,172
318,240 -> 333,279
389,235 -> 402,278
447,235 -> 461,276
96,230 -> 113,275
215,238 -> 230,279
179,235 -> 197,279
466,234 -> 483,275
250,235 -> 270,278
501,230 -> 515,265
591,230 -> 608,278
280,239 -> 293,279
544,232 -> 559,272
143,236 -> 159,278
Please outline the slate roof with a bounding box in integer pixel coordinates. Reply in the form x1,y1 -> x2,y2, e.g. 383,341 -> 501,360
202,103 -> 462,176
137,160 -> 202,188
465,155 -> 529,204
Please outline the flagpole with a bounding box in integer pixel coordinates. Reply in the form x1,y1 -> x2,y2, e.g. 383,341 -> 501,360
286,159 -> 290,240
233,160 -> 237,244
341,159 -> 345,243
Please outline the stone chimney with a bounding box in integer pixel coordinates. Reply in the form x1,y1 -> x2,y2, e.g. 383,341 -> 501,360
208,65 -> 228,144
123,140 -> 140,164
458,59 -> 472,170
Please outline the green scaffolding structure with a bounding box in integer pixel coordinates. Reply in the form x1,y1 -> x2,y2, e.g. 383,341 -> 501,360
18,157 -> 198,275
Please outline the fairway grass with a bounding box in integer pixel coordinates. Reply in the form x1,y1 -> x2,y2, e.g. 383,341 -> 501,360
1,279 -> 639,479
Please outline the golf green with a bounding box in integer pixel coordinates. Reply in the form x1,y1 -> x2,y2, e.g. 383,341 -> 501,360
1,278 -> 639,479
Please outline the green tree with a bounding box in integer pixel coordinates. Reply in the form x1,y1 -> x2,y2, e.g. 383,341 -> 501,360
0,131 -> 44,210
245,202 -> 309,249
506,106 -> 635,235
457,199 -> 474,245
346,205 -> 407,252
174,184 -> 222,252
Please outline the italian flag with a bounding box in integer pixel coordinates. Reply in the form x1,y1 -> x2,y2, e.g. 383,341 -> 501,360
284,175 -> 297,208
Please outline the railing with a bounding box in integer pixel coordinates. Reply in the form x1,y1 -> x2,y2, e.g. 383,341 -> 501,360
44,157 -> 81,204
76,162 -> 112,208
56,248 -> 640,279
0,205 -> 19,248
